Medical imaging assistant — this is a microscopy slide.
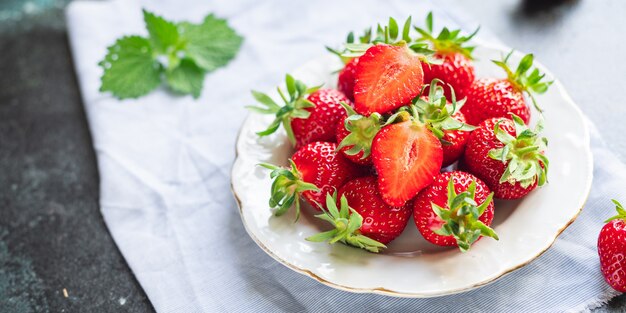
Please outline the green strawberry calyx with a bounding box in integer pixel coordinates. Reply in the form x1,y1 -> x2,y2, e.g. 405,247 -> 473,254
415,12 -> 479,59
604,200 -> 626,223
431,177 -> 498,252
330,16 -> 441,65
259,161 -> 319,222
412,79 -> 475,145
488,114 -> 549,189
306,193 -> 386,253
336,102 -> 382,160
247,74 -> 322,146
492,51 -> 553,112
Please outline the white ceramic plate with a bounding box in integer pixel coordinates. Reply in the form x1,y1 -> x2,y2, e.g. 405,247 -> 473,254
231,43 -> 593,297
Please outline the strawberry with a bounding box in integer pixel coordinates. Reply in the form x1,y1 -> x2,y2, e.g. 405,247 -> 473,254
338,176 -> 412,244
290,89 -> 351,149
353,44 -> 424,115
306,192 -> 388,253
248,74 -> 351,149
441,111 -> 471,167
463,115 -> 549,199
337,57 -> 359,101
413,171 -> 497,251
412,79 -> 475,167
307,176 -> 413,251
415,12 -> 478,99
372,112 -> 443,207
461,52 -> 552,126
335,103 -> 381,165
333,17 -> 418,101
260,141 -> 363,220
598,200 -> 626,292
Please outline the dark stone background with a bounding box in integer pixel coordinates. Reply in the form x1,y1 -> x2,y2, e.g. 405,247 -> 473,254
0,0 -> 624,312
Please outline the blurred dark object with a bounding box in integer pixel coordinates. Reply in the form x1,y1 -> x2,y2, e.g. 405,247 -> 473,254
518,0 -> 580,16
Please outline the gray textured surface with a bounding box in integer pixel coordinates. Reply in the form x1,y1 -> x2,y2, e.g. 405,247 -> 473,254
0,0 -> 624,312
0,7 -> 153,313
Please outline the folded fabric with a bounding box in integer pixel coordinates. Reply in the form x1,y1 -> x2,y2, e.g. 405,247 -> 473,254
66,0 -> 620,311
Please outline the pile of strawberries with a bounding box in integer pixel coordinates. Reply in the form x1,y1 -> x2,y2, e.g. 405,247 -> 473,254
250,14 -> 551,252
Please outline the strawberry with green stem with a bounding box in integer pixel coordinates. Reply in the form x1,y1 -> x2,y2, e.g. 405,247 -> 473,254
352,43 -> 427,116
335,102 -> 382,165
463,114 -> 549,199
415,12 -> 479,99
338,176 -> 412,245
413,79 -> 475,167
260,141 -> 364,220
260,160 -> 318,220
248,74 -> 350,149
598,199 -> 626,292
413,171 -> 497,252
461,51 -> 553,126
306,185 -> 408,253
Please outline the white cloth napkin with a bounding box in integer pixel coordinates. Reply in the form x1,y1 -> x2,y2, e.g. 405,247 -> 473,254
66,0 -> 622,312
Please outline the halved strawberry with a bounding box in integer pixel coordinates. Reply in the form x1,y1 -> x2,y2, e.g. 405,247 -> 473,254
372,119 -> 443,207
353,44 -> 424,115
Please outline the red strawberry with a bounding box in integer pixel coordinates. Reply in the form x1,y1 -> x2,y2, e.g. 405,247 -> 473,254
353,44 -> 424,115
462,78 -> 529,126
415,13 -> 478,99
423,53 -> 475,99
260,141 -> 364,219
249,74 -> 351,149
335,103 -> 382,165
336,118 -> 369,165
461,53 -> 552,126
463,115 -> 549,199
337,57 -> 359,101
372,117 -> 443,207
441,111 -> 472,167
338,176 -> 412,244
306,177 -> 412,252
290,89 -> 351,149
598,200 -> 626,292
413,171 -> 497,251
413,79 -> 475,168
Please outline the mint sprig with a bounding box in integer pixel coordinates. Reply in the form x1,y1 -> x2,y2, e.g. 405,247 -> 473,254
99,9 -> 243,99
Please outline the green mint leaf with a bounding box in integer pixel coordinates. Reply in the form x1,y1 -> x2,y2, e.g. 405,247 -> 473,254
179,14 -> 243,72
99,10 -> 243,99
99,36 -> 162,99
165,59 -> 205,98
143,9 -> 179,54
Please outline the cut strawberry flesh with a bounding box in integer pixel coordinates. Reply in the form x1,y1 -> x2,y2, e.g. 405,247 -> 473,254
372,121 -> 443,207
354,44 -> 424,115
